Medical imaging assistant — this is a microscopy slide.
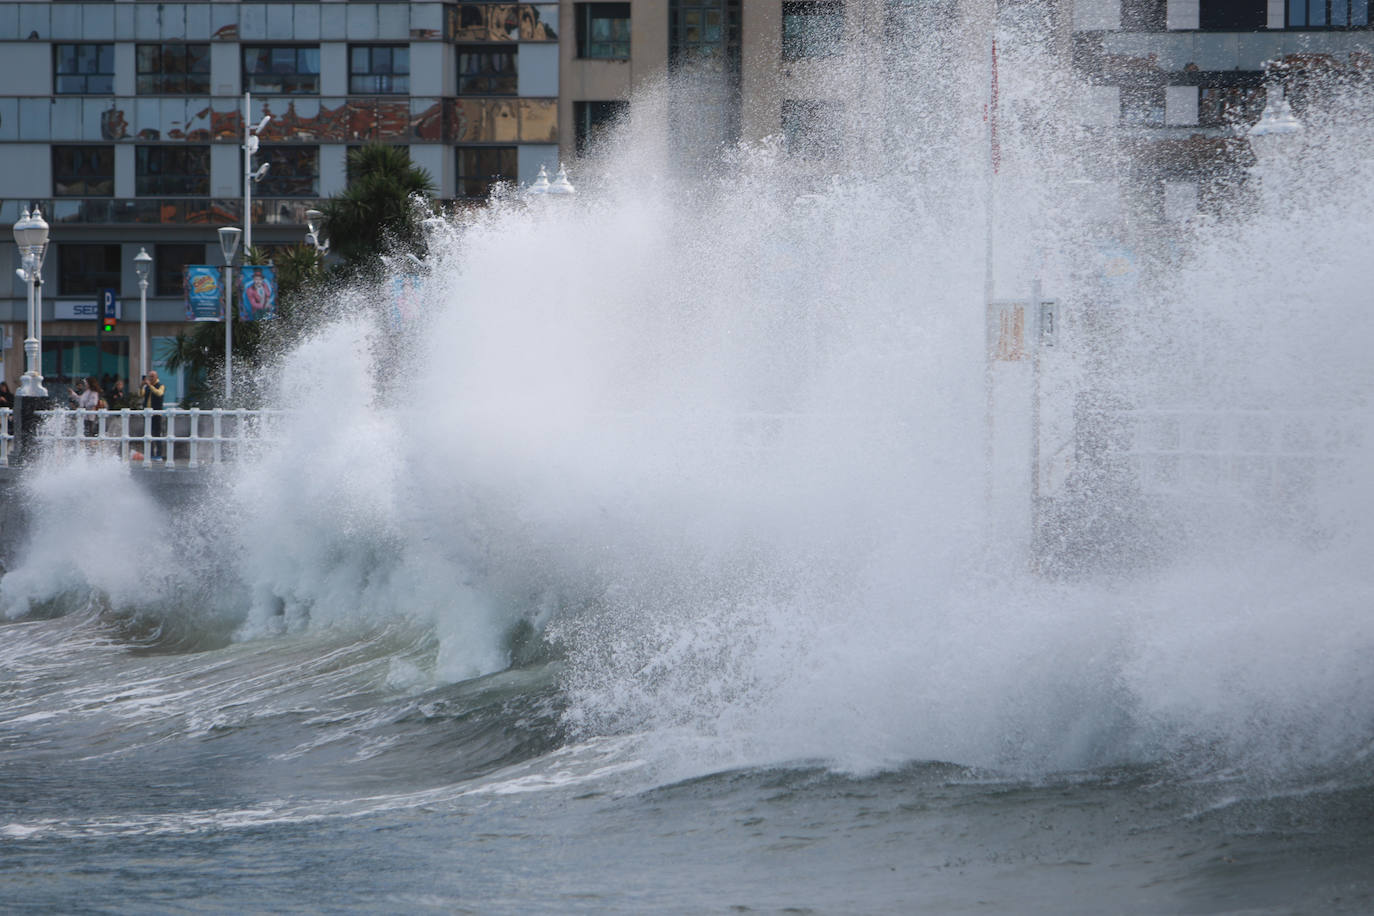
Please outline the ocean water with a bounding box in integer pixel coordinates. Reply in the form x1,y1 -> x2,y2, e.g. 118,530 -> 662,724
5,16 -> 1374,914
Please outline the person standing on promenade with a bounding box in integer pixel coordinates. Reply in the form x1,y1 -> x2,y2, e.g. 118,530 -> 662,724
0,382 -> 12,439
72,376 -> 101,438
141,370 -> 166,460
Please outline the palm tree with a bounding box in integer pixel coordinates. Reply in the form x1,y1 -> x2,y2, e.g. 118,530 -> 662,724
321,144 -> 436,274
163,244 -> 323,406
165,145 -> 434,405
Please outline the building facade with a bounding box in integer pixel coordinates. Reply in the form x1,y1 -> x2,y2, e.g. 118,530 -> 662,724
0,1 -> 564,400
1072,0 -> 1374,220
12,0 -> 1354,401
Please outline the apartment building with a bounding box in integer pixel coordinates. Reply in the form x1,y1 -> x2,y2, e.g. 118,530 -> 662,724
1072,0 -> 1374,220
0,1 -> 564,398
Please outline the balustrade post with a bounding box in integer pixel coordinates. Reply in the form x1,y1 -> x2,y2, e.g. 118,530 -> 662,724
141,408 -> 153,468
213,409 -> 223,464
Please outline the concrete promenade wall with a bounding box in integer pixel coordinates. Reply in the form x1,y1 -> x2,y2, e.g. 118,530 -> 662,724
0,466 -> 218,570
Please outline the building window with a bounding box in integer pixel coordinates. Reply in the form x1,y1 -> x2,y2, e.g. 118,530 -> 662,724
782,99 -> 842,157
574,100 -> 628,153
671,0 -> 739,64
782,1 -> 844,60
54,44 -> 114,95
58,244 -> 121,296
456,146 -> 517,198
884,0 -> 957,37
576,3 -> 631,58
155,244 -> 205,298
350,45 -> 410,94
1198,0 -> 1266,28
243,46 -> 321,94
451,3 -> 559,41
457,46 -> 518,94
136,146 -> 211,196
136,43 -> 211,95
1288,0 -> 1370,25
1120,0 -> 1168,29
52,146 -> 115,197
1120,87 -> 1165,126
256,146 -> 320,197
1197,83 -> 1265,127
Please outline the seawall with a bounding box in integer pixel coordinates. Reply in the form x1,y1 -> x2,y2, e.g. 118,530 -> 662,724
0,466 -> 219,570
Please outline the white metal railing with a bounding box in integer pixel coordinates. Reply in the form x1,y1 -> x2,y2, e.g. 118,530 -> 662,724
0,407 -> 288,469
1091,406 -> 1364,501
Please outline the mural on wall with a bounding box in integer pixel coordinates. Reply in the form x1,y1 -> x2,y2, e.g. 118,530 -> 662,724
88,98 -> 556,145
447,4 -> 559,41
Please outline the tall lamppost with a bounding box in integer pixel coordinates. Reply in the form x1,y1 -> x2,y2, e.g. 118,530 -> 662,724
133,247 -> 152,380
547,164 -> 576,198
524,163 -> 574,204
304,208 -> 330,262
242,93 -> 271,254
12,206 -> 50,397
1247,85 -> 1303,206
525,164 -> 551,199
218,226 -> 242,401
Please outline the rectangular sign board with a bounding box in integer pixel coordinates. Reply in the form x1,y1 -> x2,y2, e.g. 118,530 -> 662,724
56,301 -> 122,321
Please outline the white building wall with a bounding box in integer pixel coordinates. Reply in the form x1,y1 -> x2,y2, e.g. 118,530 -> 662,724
519,44 -> 560,97
114,42 -> 136,97
0,145 -> 50,199
0,44 -> 53,96
409,42 -> 447,96
1165,85 -> 1198,125
1083,86 -> 1122,127
320,145 -> 349,197
1074,0 -> 1122,31
1164,181 -> 1198,222
409,144 -> 451,198
320,42 -> 349,96
518,145 -> 559,184
1167,0 -> 1200,29
211,42 -> 240,97
115,145 -> 136,198
211,144 -> 240,198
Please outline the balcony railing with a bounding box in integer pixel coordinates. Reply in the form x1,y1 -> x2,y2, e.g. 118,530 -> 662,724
0,198 -> 322,227
0,96 -> 557,147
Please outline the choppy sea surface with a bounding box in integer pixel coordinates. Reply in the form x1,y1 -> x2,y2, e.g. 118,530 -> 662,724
3,608 -> 1371,914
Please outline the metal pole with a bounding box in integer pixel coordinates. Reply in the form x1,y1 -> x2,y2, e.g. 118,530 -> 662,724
139,275 -> 148,379
983,39 -> 1000,522
244,91 -> 253,253
224,263 -> 233,401
34,246 -> 44,365
1030,277 -> 1043,566
22,252 -> 35,387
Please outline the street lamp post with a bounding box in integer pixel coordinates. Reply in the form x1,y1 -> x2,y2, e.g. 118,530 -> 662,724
304,208 -> 330,262
133,247 -> 152,380
218,226 -> 242,401
12,207 -> 50,398
524,163 -> 574,205
242,92 -> 271,254
547,164 -> 576,198
1247,85 -> 1303,205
